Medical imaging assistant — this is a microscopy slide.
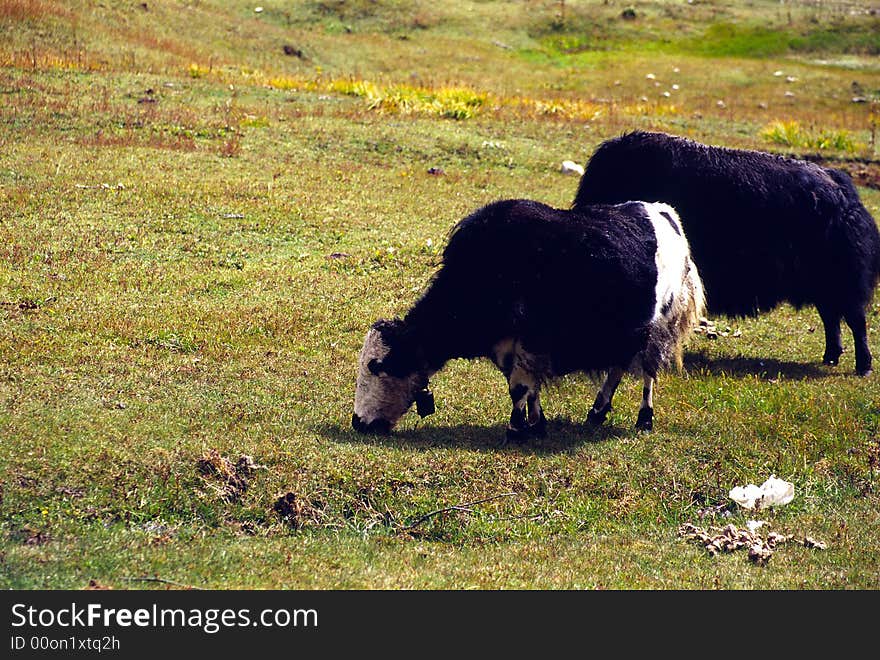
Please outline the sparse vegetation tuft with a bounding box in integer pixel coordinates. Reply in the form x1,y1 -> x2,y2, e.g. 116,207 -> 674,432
761,120 -> 861,153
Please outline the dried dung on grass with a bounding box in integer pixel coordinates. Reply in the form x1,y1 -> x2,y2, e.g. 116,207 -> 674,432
679,522 -> 826,566
273,492 -> 325,529
84,579 -> 113,590
9,525 -> 50,546
196,450 -> 260,503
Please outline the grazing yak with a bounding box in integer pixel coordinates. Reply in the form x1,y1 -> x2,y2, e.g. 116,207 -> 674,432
572,130 -> 880,375
352,198 -> 705,438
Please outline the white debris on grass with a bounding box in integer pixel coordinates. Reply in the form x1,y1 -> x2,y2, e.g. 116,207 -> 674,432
729,475 -> 795,510
680,476 -> 820,565
693,317 -> 735,339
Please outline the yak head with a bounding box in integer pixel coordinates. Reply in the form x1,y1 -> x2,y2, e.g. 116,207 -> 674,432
352,318 -> 435,434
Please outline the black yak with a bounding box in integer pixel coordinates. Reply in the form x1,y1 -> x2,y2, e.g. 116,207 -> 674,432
572,130 -> 880,375
352,199 -> 705,438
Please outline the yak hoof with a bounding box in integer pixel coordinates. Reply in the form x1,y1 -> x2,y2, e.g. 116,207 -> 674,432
856,366 -> 873,377
635,408 -> 653,432
530,411 -> 547,437
505,412 -> 546,443
823,347 -> 843,366
587,405 -> 611,427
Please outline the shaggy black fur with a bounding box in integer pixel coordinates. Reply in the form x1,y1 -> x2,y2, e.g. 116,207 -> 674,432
573,130 -> 880,375
360,199 -> 702,434
380,199 -> 662,379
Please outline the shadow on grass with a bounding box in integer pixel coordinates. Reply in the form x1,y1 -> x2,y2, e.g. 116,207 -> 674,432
316,416 -> 632,455
683,350 -> 834,380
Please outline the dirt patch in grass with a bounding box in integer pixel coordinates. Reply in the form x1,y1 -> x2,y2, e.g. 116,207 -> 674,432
840,160 -> 880,190
8,525 -> 50,546
85,579 -> 113,590
801,153 -> 880,190
0,296 -> 57,318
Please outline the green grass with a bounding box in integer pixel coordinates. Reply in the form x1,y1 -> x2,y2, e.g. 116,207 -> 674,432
2,0 -> 880,590
761,119 -> 862,152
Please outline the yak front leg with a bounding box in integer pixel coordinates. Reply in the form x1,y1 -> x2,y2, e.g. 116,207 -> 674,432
506,372 -> 546,442
587,367 -> 623,427
635,374 -> 655,431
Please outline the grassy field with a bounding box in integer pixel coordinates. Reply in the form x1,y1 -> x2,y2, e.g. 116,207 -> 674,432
2,0 -> 880,590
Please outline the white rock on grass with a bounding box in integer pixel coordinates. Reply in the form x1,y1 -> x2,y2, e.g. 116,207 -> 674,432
560,160 -> 585,176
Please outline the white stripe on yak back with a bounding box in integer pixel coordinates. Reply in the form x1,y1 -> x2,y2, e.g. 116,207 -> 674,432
642,202 -> 690,322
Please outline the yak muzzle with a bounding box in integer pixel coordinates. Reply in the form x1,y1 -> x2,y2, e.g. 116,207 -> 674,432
415,388 -> 435,417
351,413 -> 391,435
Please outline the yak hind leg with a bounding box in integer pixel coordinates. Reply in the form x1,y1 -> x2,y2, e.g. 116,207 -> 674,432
587,367 -> 624,427
844,307 -> 872,376
817,305 -> 844,367
635,374 -> 655,432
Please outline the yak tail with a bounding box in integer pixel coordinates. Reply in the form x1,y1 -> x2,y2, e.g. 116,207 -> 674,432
673,257 -> 707,372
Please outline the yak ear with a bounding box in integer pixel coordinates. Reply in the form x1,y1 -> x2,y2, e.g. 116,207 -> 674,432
371,317 -> 423,377
372,317 -> 405,343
